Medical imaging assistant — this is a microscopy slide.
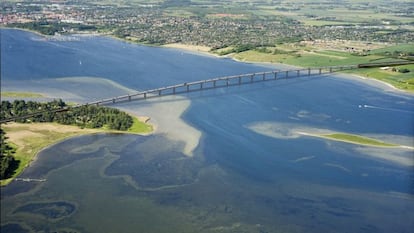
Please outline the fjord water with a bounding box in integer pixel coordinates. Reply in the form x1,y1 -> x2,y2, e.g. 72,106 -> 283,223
1,29 -> 413,233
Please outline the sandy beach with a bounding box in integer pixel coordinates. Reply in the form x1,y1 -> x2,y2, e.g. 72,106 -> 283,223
162,43 -> 213,56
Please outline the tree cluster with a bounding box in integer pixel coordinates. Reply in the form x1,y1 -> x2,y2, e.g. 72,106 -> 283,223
1,99 -> 134,131
0,128 -> 19,180
0,99 -> 135,180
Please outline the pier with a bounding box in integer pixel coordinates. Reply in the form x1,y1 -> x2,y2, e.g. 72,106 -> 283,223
14,178 -> 46,182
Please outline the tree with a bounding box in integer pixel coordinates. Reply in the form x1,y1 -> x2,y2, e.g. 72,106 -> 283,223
0,128 -> 19,180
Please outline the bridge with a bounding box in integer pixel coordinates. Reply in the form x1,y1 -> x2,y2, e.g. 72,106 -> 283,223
1,61 -> 412,124
86,65 -> 355,106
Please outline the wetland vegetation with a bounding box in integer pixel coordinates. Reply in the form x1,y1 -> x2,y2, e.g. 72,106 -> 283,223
310,133 -> 399,147
0,99 -> 153,185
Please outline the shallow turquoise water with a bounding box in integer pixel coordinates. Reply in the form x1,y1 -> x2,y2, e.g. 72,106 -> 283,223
1,29 -> 413,233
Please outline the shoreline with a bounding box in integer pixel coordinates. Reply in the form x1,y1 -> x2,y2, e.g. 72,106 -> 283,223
1,116 -> 153,186
157,42 -> 413,95
2,28 -> 413,183
2,27 -> 411,94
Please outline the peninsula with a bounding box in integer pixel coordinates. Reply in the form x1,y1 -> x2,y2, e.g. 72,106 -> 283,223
0,99 -> 153,186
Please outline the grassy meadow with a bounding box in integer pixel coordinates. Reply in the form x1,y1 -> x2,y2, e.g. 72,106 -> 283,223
1,116 -> 153,186
230,43 -> 414,92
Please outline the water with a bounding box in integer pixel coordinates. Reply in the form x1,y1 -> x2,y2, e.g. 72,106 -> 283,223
1,29 -> 413,233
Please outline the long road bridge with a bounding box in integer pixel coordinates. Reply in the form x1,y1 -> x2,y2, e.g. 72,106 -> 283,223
1,61 -> 413,124
86,65 -> 355,106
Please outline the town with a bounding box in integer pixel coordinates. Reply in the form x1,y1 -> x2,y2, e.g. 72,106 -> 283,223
1,0 -> 413,51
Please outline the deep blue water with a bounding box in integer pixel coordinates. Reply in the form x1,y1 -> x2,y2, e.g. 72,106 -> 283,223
1,29 -> 413,233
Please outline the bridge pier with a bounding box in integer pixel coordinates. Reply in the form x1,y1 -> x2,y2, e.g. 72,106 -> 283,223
286,70 -> 289,78
297,70 -> 300,77
308,68 -> 311,76
319,68 -> 322,74
239,76 -> 242,84
262,73 -> 266,81
274,72 -> 277,79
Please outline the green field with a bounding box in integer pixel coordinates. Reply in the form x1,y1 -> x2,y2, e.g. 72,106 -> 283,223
1,118 -> 153,186
230,43 -> 414,92
128,117 -> 153,134
1,91 -> 44,98
321,133 -> 398,147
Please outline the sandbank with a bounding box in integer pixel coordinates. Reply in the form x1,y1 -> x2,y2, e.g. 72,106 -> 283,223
246,121 -> 414,166
3,75 -> 201,158
117,95 -> 202,157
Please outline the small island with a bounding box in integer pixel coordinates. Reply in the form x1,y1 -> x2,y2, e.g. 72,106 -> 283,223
298,131 -> 409,148
320,133 -> 398,147
0,99 -> 153,185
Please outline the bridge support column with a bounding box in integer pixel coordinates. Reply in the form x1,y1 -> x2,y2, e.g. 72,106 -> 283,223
173,87 -> 176,94
319,68 -> 322,74
286,70 -> 289,78
308,68 -> 311,76
187,85 -> 190,92
262,73 -> 266,81
213,81 -> 216,87
297,70 -> 300,77
144,93 -> 147,99
250,74 -> 254,82
200,83 -> 203,89
159,90 -> 162,96
274,72 -> 277,79
329,67 -> 333,73
128,96 -> 131,101
112,99 -> 115,103
239,76 -> 242,84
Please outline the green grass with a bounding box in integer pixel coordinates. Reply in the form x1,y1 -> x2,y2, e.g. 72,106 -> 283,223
370,44 -> 414,55
233,48 -> 374,67
230,44 -> 414,92
321,133 -> 398,147
0,123 -> 100,186
347,64 -> 414,92
1,91 -> 44,98
301,20 -> 353,26
128,116 -> 153,134
1,119 -> 153,186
